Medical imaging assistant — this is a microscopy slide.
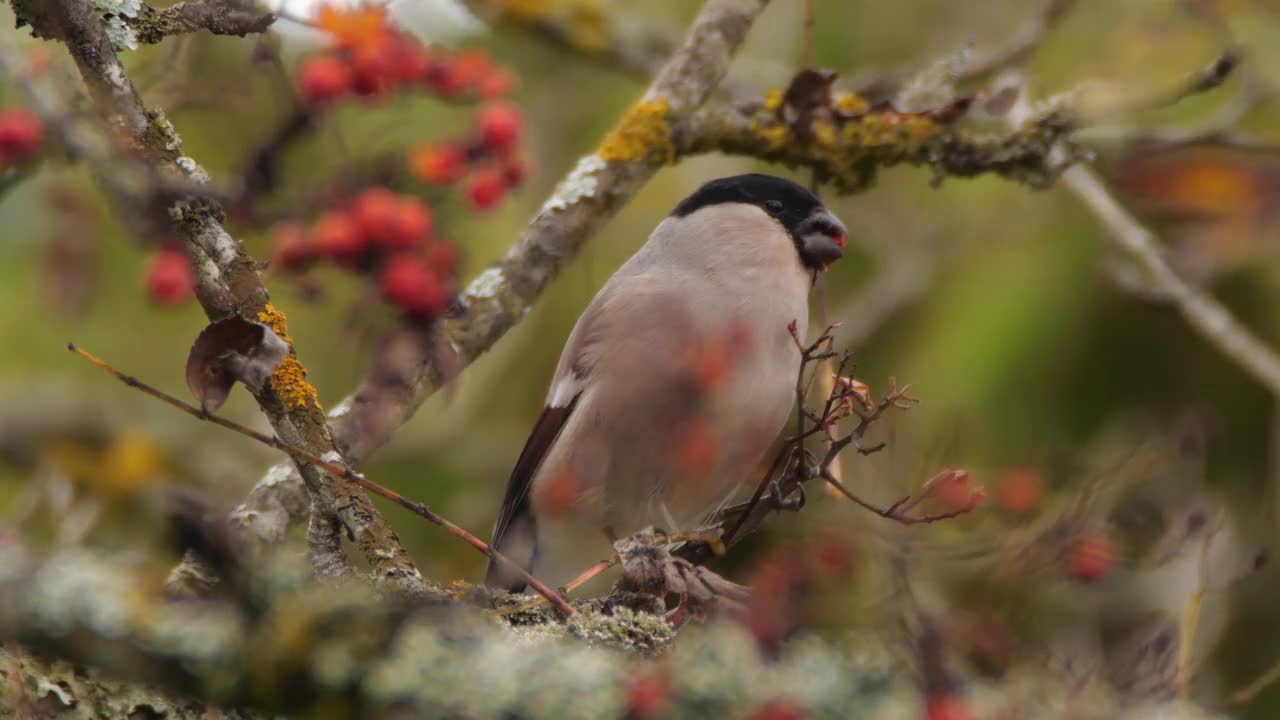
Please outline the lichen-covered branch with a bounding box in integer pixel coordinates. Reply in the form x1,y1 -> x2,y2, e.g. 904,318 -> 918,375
12,0 -> 437,600
671,95 -> 1077,193
0,546 -> 1218,719
133,0 -> 276,45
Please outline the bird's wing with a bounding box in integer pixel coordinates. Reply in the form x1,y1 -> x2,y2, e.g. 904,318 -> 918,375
484,271 -> 688,590
485,396 -> 578,590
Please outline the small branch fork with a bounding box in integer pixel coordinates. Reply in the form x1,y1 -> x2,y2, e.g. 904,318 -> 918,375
66,343 -> 576,619
675,323 -> 972,568
783,323 -> 977,524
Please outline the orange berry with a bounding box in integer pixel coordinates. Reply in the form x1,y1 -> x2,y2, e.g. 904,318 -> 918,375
297,55 -> 352,107
426,243 -> 459,275
996,468 -> 1045,516
351,44 -> 394,99
1066,534 -> 1115,584
379,254 -> 448,316
478,67 -> 516,99
465,168 -> 506,211
145,249 -> 194,306
270,221 -> 312,272
385,198 -> 432,250
312,210 -> 365,266
0,109 -> 43,163
388,39 -> 429,84
427,60 -> 466,97
477,102 -> 522,153
352,187 -> 399,244
452,48 -> 493,87
409,144 -> 467,184
928,469 -> 982,512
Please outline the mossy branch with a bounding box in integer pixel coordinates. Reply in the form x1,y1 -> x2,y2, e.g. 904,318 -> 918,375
672,97 -> 1078,193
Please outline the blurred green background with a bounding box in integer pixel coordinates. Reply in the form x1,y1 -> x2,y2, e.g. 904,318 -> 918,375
3,0 -> 1280,713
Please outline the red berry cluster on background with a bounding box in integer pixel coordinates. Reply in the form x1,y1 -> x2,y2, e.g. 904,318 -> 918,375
0,109 -> 44,169
297,6 -> 516,107
270,187 -> 459,320
296,5 -> 528,214
409,101 -> 527,212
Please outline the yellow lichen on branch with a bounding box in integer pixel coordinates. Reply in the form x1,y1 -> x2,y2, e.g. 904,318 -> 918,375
597,96 -> 673,163
256,304 -> 321,411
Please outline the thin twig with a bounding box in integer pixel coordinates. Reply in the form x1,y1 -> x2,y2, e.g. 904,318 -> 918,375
1177,515 -> 1222,699
1003,75 -> 1280,397
67,343 -> 576,618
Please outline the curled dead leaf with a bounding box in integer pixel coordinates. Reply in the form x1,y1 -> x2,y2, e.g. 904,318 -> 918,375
185,316 -> 290,413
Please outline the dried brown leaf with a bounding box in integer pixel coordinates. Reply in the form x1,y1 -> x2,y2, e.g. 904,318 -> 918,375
185,316 -> 290,413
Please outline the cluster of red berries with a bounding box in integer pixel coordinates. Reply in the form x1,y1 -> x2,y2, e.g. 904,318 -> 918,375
297,5 -> 515,108
409,101 -> 526,212
271,187 -> 458,318
0,109 -> 43,169
295,6 -> 527,214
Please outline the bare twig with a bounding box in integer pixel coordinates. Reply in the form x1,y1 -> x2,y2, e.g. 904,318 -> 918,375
67,343 -> 575,618
134,0 -> 277,45
1061,165 -> 1280,395
1080,48 -> 1240,122
822,474 -> 978,525
1079,72 -> 1273,150
1003,79 -> 1280,397
847,0 -> 1080,97
955,0 -> 1080,83
465,0 -> 673,79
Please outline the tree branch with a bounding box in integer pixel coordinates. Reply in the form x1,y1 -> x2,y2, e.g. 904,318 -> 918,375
13,0 -> 437,599
135,0 -> 277,45
1006,80 -> 1280,397
466,0 -> 673,79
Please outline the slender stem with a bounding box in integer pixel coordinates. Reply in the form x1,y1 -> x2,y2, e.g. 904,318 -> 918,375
67,343 -> 576,618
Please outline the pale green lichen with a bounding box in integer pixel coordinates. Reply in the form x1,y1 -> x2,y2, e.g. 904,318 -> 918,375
540,153 -> 606,213
90,0 -> 143,50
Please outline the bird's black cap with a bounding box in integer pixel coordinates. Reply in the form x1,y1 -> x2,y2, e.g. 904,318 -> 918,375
671,173 -> 824,238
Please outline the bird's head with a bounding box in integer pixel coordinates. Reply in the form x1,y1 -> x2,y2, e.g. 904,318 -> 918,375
671,173 -> 847,271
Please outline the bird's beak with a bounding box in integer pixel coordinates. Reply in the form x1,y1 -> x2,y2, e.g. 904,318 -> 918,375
796,209 -> 847,270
